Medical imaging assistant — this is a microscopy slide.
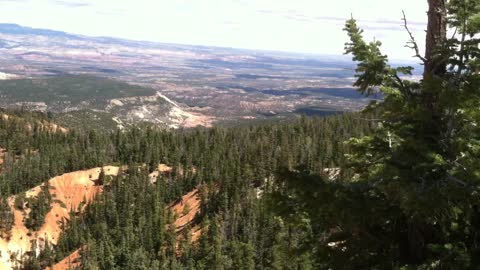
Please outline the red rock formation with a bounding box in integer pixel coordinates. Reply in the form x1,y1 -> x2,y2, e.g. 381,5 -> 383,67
0,166 -> 120,269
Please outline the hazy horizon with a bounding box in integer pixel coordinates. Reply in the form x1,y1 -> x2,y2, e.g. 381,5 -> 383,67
0,0 -> 428,61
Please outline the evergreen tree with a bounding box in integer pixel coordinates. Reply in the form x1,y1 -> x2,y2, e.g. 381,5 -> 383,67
0,196 -> 13,233
272,0 -> 480,268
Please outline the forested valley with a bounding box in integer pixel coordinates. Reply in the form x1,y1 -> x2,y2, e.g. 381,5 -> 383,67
0,110 -> 373,269
2,0 -> 480,269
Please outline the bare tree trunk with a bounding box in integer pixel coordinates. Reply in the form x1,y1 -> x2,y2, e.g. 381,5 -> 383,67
424,0 -> 447,77
422,0 -> 447,118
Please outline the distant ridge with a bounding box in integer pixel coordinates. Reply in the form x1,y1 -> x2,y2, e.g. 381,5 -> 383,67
0,22 -> 215,51
0,23 -> 350,59
0,23 -> 80,39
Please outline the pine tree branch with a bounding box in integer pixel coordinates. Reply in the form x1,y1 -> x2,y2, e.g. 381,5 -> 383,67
446,175 -> 467,187
402,10 -> 427,63
392,72 -> 409,96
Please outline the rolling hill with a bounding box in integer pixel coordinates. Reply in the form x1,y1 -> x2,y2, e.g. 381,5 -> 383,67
0,75 -> 212,129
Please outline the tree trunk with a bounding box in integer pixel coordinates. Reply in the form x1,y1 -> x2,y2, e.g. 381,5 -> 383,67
424,0 -> 447,77
422,0 -> 447,123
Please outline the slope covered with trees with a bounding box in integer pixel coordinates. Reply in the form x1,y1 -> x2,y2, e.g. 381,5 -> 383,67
2,0 -> 479,269
0,109 -> 373,269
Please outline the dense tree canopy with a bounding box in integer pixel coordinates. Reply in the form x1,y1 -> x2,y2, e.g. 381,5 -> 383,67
273,0 -> 480,268
0,110 -> 372,269
2,1 -> 480,269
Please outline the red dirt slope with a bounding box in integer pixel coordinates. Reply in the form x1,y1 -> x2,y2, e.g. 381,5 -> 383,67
170,189 -> 201,231
0,163 -> 199,269
169,188 -> 203,242
47,248 -> 81,270
0,166 -> 120,270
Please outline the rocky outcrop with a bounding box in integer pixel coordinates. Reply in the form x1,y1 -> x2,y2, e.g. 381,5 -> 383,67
107,92 -> 213,129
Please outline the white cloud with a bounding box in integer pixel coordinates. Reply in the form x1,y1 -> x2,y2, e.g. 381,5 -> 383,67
0,0 -> 428,60
52,1 -> 91,7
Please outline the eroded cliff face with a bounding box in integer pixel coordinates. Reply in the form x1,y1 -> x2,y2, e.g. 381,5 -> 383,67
170,189 -> 200,229
0,166 -> 120,270
49,187 -> 204,270
0,164 -> 203,269
47,248 -> 81,270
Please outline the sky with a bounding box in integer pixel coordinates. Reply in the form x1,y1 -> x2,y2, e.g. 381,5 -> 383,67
0,0 -> 428,60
